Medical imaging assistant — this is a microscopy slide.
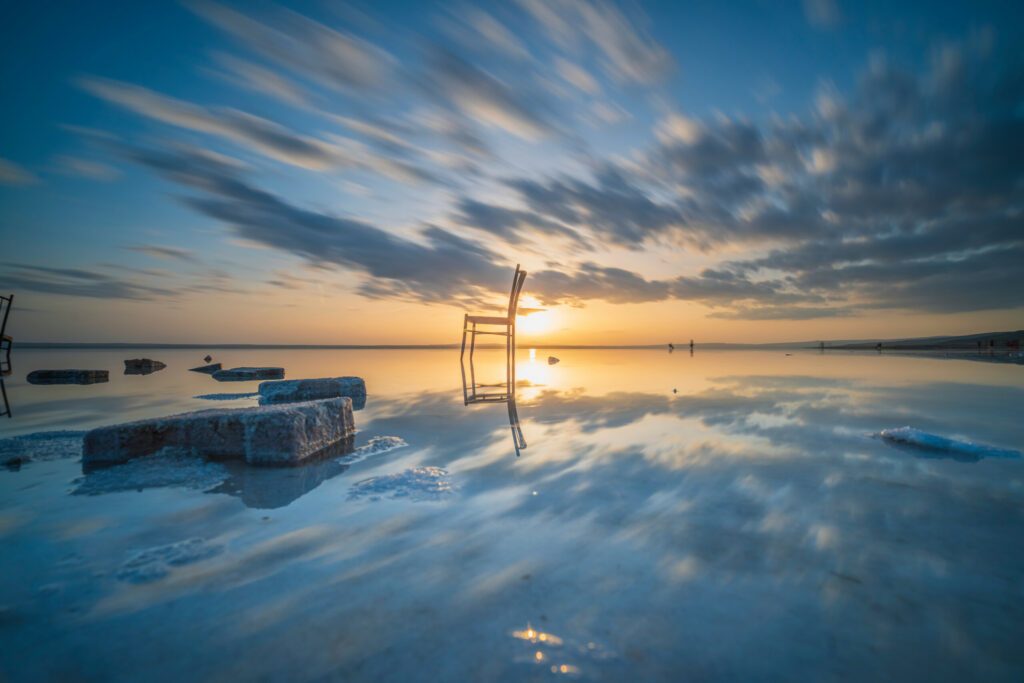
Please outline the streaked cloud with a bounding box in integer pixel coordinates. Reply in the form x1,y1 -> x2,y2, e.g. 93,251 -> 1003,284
0,157 -> 37,185
0,264 -> 179,300
208,52 -> 311,107
803,0 -> 842,29
124,245 -> 198,262
53,155 -> 120,181
186,0 -> 395,92
80,77 -> 341,170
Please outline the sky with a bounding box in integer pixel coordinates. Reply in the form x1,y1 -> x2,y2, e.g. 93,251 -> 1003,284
1,0 -> 1022,345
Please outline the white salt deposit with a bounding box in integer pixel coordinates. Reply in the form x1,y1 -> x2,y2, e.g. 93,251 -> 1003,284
877,427 -> 1021,459
348,466 -> 454,502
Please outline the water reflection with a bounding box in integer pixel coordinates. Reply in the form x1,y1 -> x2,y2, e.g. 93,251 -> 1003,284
0,376 -> 10,418
460,348 -> 527,456
2,351 -> 1023,680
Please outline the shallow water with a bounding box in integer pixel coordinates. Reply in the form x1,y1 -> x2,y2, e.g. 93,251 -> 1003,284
1,348 -> 1022,681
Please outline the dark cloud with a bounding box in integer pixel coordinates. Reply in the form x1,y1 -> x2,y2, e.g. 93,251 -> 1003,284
124,145 -> 509,304
707,306 -> 855,321
531,263 -> 671,305
452,198 -> 585,246
508,165 -> 688,247
421,49 -> 560,141
124,245 -> 198,262
0,264 -> 179,300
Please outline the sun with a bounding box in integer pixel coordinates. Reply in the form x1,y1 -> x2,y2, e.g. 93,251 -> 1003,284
517,309 -> 553,336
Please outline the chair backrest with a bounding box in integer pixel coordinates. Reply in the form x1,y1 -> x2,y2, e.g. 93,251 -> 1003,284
507,265 -> 527,319
0,294 -> 11,339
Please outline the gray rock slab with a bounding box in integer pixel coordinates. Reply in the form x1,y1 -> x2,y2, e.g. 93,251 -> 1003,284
258,377 -> 366,409
83,397 -> 354,467
27,370 -> 109,385
212,366 -> 285,381
189,363 -> 222,374
124,358 -> 166,375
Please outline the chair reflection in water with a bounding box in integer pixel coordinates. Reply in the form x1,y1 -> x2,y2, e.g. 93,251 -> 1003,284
1,294 -> 13,418
459,265 -> 527,455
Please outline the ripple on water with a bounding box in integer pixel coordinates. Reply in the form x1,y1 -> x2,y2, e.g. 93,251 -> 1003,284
347,466 -> 454,502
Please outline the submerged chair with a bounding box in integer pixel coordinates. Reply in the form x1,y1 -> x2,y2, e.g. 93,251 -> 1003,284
0,294 -> 12,377
460,264 -> 527,388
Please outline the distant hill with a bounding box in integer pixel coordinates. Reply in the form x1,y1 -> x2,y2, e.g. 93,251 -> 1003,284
822,330 -> 1023,350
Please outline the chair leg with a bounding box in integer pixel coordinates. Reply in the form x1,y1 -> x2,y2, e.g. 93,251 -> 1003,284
469,324 -> 477,391
510,322 -> 516,391
507,325 -> 516,395
0,378 -> 9,418
459,314 -> 468,362
459,352 -> 470,405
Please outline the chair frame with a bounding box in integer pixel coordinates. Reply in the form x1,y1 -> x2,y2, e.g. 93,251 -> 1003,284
458,266 -> 528,455
0,294 -> 12,377
460,265 -> 527,390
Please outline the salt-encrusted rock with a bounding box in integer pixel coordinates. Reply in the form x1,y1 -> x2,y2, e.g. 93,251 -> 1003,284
259,376 -> 366,409
27,370 -> 109,385
212,366 -> 284,381
124,358 -> 166,375
83,397 -> 354,467
189,363 -> 222,374
547,356 -> 560,365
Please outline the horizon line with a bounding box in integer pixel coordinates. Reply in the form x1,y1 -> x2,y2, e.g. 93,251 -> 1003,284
12,328 -> 1021,351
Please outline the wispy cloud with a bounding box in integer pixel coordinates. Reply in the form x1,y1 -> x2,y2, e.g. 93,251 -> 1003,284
80,77 -> 341,170
53,155 -> 120,181
186,0 -> 395,92
0,157 -> 38,185
124,244 -> 198,262
803,0 -> 842,29
0,264 -> 179,300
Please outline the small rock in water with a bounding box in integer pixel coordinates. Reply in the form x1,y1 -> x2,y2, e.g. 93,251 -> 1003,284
189,363 -> 222,374
259,376 -> 366,409
204,355 -> 213,363
123,358 -> 166,375
27,370 -> 109,385
212,366 -> 285,381
548,356 -> 560,365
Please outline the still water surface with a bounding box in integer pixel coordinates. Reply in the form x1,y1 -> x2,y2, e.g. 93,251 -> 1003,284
1,349 -> 1022,681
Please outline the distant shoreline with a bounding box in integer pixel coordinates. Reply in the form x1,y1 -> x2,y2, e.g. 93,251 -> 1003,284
13,328 -> 1022,352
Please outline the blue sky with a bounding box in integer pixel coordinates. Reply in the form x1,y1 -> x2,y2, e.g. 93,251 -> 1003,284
1,0 -> 1022,343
